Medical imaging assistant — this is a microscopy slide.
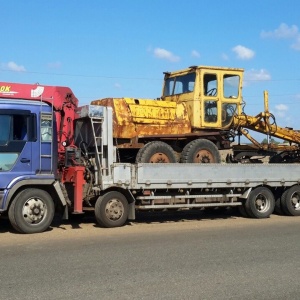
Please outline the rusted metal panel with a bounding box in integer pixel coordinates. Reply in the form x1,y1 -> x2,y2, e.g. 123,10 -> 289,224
91,97 -> 191,139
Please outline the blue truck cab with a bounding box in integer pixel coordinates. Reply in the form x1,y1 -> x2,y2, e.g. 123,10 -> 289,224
0,99 -> 61,232
0,82 -> 81,233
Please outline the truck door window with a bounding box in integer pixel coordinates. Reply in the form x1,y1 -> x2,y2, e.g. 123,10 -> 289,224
0,111 -> 37,144
0,115 -> 11,145
204,74 -> 217,96
223,75 -> 240,98
13,115 -> 28,140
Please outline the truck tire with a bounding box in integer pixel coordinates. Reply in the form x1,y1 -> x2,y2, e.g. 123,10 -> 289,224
180,139 -> 221,163
244,187 -> 275,218
280,186 -> 300,216
95,191 -> 129,228
136,141 -> 177,163
8,188 -> 55,234
237,201 -> 250,218
274,190 -> 284,215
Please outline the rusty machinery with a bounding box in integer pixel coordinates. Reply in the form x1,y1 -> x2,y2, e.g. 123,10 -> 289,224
92,66 -> 300,164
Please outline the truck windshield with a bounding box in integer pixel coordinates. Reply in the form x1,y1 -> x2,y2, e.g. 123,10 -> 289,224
164,72 -> 196,96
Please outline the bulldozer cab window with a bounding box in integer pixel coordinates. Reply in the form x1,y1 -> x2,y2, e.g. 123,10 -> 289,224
222,103 -> 237,127
163,72 -> 196,96
223,74 -> 240,98
204,100 -> 218,123
204,73 -> 217,96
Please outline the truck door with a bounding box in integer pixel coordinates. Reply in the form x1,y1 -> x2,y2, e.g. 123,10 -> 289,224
201,71 -> 241,129
0,111 -> 35,184
202,72 -> 221,128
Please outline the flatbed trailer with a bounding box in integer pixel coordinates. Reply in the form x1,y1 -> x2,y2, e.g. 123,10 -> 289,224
91,162 -> 300,227
66,105 -> 300,228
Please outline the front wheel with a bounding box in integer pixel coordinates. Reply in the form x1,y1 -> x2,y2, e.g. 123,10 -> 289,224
244,187 -> 275,218
95,191 -> 129,228
8,188 -> 55,234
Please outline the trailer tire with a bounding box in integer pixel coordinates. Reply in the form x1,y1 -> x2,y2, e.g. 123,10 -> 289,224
274,190 -> 284,215
136,141 -> 177,163
95,191 -> 129,228
280,186 -> 300,216
237,202 -> 250,218
8,188 -> 55,234
244,187 -> 275,218
180,139 -> 221,163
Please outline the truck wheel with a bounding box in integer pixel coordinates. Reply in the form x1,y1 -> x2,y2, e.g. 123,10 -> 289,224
280,186 -> 300,216
274,190 -> 284,215
237,201 -> 250,218
180,139 -> 221,163
95,191 -> 129,228
136,141 -> 177,163
244,187 -> 275,218
8,188 -> 55,234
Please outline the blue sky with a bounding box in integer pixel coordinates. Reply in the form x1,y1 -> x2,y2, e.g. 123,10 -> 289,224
1,0 -> 300,139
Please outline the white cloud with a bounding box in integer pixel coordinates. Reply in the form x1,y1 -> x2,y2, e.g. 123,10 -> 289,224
114,83 -> 121,89
275,104 -> 288,111
274,103 -> 289,118
292,35 -> 300,50
2,61 -> 26,72
261,23 -> 300,51
261,23 -> 299,39
232,45 -> 255,60
153,47 -> 180,62
244,69 -> 271,82
191,50 -> 200,58
221,53 -> 229,61
47,61 -> 62,69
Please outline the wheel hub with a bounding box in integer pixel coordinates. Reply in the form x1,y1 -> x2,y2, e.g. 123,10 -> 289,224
291,192 -> 300,208
195,150 -> 214,163
23,198 -> 46,224
105,199 -> 124,221
149,153 -> 170,163
255,194 -> 268,212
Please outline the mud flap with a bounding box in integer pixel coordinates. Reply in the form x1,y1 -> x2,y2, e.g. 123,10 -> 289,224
128,200 -> 136,220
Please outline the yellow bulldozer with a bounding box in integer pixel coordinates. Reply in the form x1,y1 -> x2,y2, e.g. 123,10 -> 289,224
91,65 -> 300,163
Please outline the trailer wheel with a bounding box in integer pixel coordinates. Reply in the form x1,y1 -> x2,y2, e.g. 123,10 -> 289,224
95,191 -> 129,228
237,201 -> 250,218
8,188 -> 55,234
180,139 -> 221,163
244,187 -> 275,218
274,190 -> 284,215
136,141 -> 177,163
280,186 -> 300,216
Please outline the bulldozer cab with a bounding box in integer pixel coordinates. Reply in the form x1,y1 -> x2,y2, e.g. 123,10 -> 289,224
162,66 -> 243,130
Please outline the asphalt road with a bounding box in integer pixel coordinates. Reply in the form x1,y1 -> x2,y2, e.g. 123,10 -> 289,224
1,210 -> 300,300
